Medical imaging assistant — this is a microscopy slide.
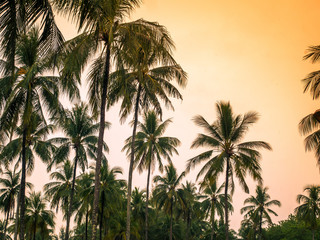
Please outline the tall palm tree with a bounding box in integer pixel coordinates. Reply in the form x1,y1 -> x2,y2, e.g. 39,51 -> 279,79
186,101 -> 272,240
0,0 -> 63,88
295,185 -> 320,240
97,160 -> 125,240
0,114 -> 55,240
200,180 -> 232,240
74,172 -> 94,240
0,27 -> 63,240
51,1 -> 176,238
178,181 -> 198,240
241,185 -> 281,240
153,163 -> 185,240
48,103 -> 108,240
0,168 -> 33,239
109,28 -> 187,239
122,110 -> 180,240
25,191 -> 55,240
299,45 -> 320,165
44,160 -> 73,217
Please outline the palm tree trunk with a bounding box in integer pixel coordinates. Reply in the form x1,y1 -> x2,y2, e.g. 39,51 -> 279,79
66,148 -> 79,240
170,199 -> 173,240
99,191 -> 105,240
85,209 -> 88,240
4,209 -> 10,240
312,229 -> 315,240
19,129 -> 27,240
145,161 -> 151,240
33,215 -> 37,240
258,209 -> 262,240
210,199 -> 215,240
92,44 -> 110,240
126,83 -> 142,240
224,157 -> 230,240
186,212 -> 191,240
14,190 -> 20,240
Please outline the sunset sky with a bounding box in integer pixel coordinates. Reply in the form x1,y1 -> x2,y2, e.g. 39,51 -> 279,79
29,0 -> 320,231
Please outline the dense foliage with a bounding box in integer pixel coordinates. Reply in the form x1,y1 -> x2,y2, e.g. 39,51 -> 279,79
0,0 -> 318,240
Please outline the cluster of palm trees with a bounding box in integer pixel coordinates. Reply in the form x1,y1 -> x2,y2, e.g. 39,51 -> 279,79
0,0 -> 290,240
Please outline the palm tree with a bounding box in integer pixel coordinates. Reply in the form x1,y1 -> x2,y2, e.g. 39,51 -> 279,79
108,27 -> 187,240
0,114 -> 55,240
241,185 -> 281,240
122,110 -> 180,240
295,185 -> 320,240
51,1 -> 172,238
0,0 -> 63,89
153,163 -> 185,240
178,181 -> 198,240
74,172 -> 94,240
44,160 -> 73,217
200,180 -> 232,240
97,160 -> 125,240
48,103 -> 108,240
0,168 -> 33,239
0,27 -> 63,240
299,45 -> 320,165
186,101 -> 272,240
25,191 -> 55,240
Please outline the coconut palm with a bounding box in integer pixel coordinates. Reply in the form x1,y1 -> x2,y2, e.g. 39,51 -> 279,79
44,160 -> 73,217
295,185 -> 320,240
0,168 -> 33,239
108,26 -> 187,239
51,1 -> 178,238
177,181 -> 199,240
97,160 -> 125,240
241,185 -> 281,240
153,163 -> 185,240
0,0 -> 63,87
0,114 -> 55,240
74,172 -> 94,240
299,45 -> 320,165
122,110 -> 180,240
48,103 -> 108,240
25,191 -> 55,240
200,180 -> 232,240
186,101 -> 272,240
0,27 -> 63,240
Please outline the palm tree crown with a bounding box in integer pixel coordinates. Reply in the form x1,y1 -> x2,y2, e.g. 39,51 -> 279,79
241,185 -> 281,240
186,101 -> 271,240
295,185 -> 320,240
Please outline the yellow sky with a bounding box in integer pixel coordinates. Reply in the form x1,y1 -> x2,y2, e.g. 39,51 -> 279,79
30,0 -> 320,231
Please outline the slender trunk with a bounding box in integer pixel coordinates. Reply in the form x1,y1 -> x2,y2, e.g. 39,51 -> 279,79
258,209 -> 262,240
126,84 -> 142,240
19,129 -> 27,240
170,199 -> 173,240
312,229 -> 315,240
99,191 -> 105,240
92,44 -> 110,240
224,157 -> 230,240
8,0 -> 16,78
85,209 -> 88,240
186,212 -> 191,240
4,209 -> 10,240
145,162 -> 151,240
14,190 -> 20,240
210,198 -> 215,240
33,216 -> 37,240
66,148 -> 79,240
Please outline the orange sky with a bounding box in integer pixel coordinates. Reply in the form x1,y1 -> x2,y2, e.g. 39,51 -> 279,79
30,0 -> 320,232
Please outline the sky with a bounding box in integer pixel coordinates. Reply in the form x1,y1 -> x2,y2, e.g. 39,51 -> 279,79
29,0 -> 320,232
